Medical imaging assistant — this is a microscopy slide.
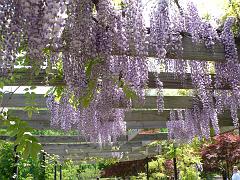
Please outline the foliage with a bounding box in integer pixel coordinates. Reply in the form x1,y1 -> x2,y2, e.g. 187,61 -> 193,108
222,0 -> 240,35
31,129 -> 79,136
77,162 -> 101,179
0,141 -> 43,179
0,114 -> 42,160
0,141 -> 15,179
177,89 -> 192,96
44,159 -> 102,180
23,86 -> 39,119
0,69 -> 42,160
201,133 -> 240,174
130,173 -> 148,180
146,140 -> 202,179
97,157 -> 119,169
0,142 -> 102,179
101,158 -> 149,178
148,156 -> 169,179
18,157 -> 42,180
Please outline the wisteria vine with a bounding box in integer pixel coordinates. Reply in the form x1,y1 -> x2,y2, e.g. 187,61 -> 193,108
1,0 -> 240,143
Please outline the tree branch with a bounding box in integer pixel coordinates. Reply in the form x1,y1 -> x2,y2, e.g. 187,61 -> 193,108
0,86 -> 21,114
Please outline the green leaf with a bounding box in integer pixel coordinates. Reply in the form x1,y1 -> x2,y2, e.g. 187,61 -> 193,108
34,67 -> 40,76
22,141 -> 31,159
27,111 -> 33,119
30,142 -> 42,160
122,84 -> 137,99
54,86 -> 64,102
85,58 -> 102,78
0,129 -> 7,135
0,81 -> 4,89
17,41 -> 28,52
14,135 -> 24,146
81,79 -> 96,108
17,141 -> 26,152
30,86 -> 36,90
25,92 -> 30,96
45,87 -> 55,97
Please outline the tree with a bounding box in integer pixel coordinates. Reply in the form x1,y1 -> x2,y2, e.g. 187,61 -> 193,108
201,133 -> 240,178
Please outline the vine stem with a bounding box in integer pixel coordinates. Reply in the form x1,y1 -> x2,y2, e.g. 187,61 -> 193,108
0,86 -> 21,114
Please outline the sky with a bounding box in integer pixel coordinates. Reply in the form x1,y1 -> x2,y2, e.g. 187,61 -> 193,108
143,0 -> 228,27
185,0 -> 226,18
190,0 -> 228,27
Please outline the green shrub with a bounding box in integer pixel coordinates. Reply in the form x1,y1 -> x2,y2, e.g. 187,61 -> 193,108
0,141 -> 15,179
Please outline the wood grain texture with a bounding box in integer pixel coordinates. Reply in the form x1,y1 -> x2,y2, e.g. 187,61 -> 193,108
5,109 -> 235,129
3,94 -> 193,109
5,71 -> 227,89
5,36 -> 240,87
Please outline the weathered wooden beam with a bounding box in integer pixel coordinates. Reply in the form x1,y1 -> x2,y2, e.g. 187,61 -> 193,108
56,152 -> 147,162
6,71 -> 231,89
2,94 -> 47,108
2,94 -> 193,109
172,35 -> 226,61
127,129 -> 142,141
130,133 -> 168,141
0,135 -> 84,142
43,145 -> 151,156
4,109 -> 235,130
0,134 -> 127,143
126,115 -> 235,129
7,109 -> 170,122
125,110 -> 170,122
44,148 -> 129,155
5,71 -> 195,88
126,121 -> 167,129
4,36 -> 240,87
42,141 -> 142,153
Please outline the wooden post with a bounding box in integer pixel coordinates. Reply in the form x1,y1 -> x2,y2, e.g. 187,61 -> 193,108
60,164 -> 62,180
54,161 -> 57,180
226,159 -> 230,179
238,118 -> 240,136
146,157 -> 149,180
40,151 -> 46,179
173,146 -> 178,180
12,145 -> 19,180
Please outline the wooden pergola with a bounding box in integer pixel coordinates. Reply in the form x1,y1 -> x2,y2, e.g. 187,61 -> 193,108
1,35 -> 240,162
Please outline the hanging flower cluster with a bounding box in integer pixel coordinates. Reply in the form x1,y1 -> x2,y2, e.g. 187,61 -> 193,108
46,93 -> 126,143
46,0 -> 148,143
167,100 -> 219,142
0,0 -> 66,75
149,2 -> 239,141
1,0 -> 240,142
214,17 -> 240,127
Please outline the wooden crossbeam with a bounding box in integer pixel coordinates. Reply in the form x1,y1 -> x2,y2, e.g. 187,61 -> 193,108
6,71 -> 194,89
43,145 -> 148,155
150,35 -> 229,62
4,109 -> 234,130
44,147 -> 129,155
126,121 -> 167,129
4,36 -> 240,87
127,129 -> 142,141
129,133 -> 168,141
5,71 -> 230,90
7,109 -> 170,122
0,135 -> 127,143
56,152 -> 148,162
3,94 -> 193,109
42,141 -> 142,152
0,135 -> 84,143
36,137 -> 160,161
